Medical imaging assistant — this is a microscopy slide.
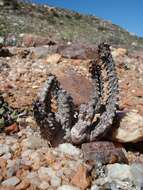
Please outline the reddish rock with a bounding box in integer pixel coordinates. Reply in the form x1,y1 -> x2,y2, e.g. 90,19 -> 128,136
58,43 -> 98,59
0,158 -> 7,180
4,123 -> 19,135
57,68 -> 92,106
71,164 -> 91,190
82,141 -> 128,165
21,34 -> 56,47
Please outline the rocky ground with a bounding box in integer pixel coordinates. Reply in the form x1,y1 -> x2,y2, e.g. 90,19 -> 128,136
0,42 -> 143,190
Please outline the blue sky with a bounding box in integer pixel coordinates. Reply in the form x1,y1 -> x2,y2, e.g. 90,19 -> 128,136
32,0 -> 143,37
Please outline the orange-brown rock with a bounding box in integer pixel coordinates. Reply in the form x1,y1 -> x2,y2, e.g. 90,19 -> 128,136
4,123 -> 19,135
44,151 -> 56,165
46,53 -> 62,64
71,164 -> 91,190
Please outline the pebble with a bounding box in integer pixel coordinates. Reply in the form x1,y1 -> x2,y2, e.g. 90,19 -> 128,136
16,180 -> 30,190
58,143 -> 81,156
21,134 -> 47,149
5,136 -> 17,145
38,166 -> 55,180
0,158 -> 7,169
50,175 -> 61,187
26,172 -> 41,187
26,171 -> 38,179
130,163 -> 143,187
39,181 -> 50,189
90,184 -> 100,190
46,53 -> 61,64
30,151 -> 41,170
111,111 -> 143,143
71,164 -> 90,190
1,152 -> 12,160
11,143 -> 19,152
107,163 -> 132,182
2,176 -> 20,186
6,159 -> 20,177
57,185 -> 81,190
0,144 -> 10,156
7,167 -> 15,177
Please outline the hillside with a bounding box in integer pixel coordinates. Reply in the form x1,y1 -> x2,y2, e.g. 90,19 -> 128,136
0,0 -> 143,49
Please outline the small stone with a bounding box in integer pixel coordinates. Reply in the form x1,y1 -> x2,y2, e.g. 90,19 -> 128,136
1,153 -> 12,160
111,111 -> 143,143
4,123 -> 19,134
0,144 -> 10,156
130,163 -> 143,187
26,172 -> 40,187
46,53 -> 61,64
107,163 -> 132,182
5,136 -> 17,145
25,116 -> 37,129
45,151 -> 56,165
0,158 -> 7,169
39,181 -> 50,190
2,176 -> 20,186
71,164 -> 91,190
58,143 -> 81,156
50,175 -> 61,187
7,167 -> 15,177
57,185 -> 80,190
82,141 -> 128,165
38,166 -> 55,181
11,143 -> 19,152
21,149 -> 34,166
7,160 -> 15,168
112,48 -> 127,58
6,159 -> 20,178
26,171 -> 38,179
90,184 -> 100,190
16,180 -> 30,190
21,134 -> 47,149
30,151 -> 41,170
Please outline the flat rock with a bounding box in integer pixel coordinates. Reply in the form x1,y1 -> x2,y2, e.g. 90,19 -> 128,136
2,176 -> 20,186
111,111 -> 143,143
82,141 -> 128,165
107,163 -> 132,182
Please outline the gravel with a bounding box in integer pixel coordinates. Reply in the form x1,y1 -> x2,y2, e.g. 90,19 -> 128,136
2,176 -> 20,186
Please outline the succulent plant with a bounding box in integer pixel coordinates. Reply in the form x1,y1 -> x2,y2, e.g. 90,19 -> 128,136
33,43 -> 119,146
